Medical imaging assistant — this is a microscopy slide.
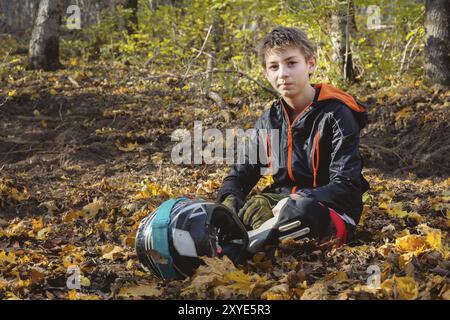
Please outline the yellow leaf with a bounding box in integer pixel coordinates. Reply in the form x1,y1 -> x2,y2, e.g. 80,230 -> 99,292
101,245 -> 124,261
68,290 -> 79,300
0,278 -> 7,290
32,218 -> 44,232
322,271 -> 348,283
407,211 -> 423,222
50,88 -> 58,95
4,292 -> 20,300
300,282 -> 328,300
223,270 -> 253,295
81,198 -> 104,220
115,140 -> 138,152
202,180 -> 220,193
395,107 -> 413,122
0,251 -> 16,265
80,275 -> 91,287
10,187 -> 29,201
442,289 -> 450,300
395,235 -> 427,254
136,181 -> 170,199
7,89 -> 17,97
446,209 -> 450,228
242,105 -> 250,115
62,210 -> 80,222
97,219 -> 112,232
261,284 -> 291,300
381,276 -> 418,300
417,224 -> 443,252
79,294 -> 101,300
181,256 -> 237,298
16,279 -> 31,289
36,227 -> 50,240
69,58 -> 78,67
381,202 -> 420,220
425,229 -> 442,251
389,203 -> 409,218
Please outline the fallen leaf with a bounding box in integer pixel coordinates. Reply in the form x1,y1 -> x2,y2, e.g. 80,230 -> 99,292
301,282 -> 328,300
116,140 -> 138,152
381,276 -> 418,300
81,198 -> 104,220
30,268 -> 45,285
117,283 -> 162,299
261,284 -> 291,300
0,278 -> 8,290
0,251 -> 16,266
395,235 -> 427,254
101,245 -> 125,261
62,210 -> 80,222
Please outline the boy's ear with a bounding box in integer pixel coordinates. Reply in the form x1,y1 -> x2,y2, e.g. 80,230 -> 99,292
307,55 -> 317,75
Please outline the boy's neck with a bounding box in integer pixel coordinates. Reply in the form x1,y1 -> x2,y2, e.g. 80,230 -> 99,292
282,84 -> 316,119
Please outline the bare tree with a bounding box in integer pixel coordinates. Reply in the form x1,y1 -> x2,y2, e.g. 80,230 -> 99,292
424,0 -> 450,87
28,0 -> 62,70
330,0 -> 356,81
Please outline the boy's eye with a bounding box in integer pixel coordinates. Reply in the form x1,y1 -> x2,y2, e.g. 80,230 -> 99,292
269,65 -> 278,70
288,61 -> 297,66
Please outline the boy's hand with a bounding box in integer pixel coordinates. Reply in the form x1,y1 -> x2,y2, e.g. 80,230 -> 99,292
221,194 -> 244,215
238,193 -> 288,230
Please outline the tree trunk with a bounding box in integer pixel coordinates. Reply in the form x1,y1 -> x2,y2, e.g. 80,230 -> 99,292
28,0 -> 62,71
424,0 -> 450,87
330,0 -> 355,82
125,0 -> 138,34
204,9 -> 224,91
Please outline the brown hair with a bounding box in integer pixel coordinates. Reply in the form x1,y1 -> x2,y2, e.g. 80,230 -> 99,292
257,26 -> 316,69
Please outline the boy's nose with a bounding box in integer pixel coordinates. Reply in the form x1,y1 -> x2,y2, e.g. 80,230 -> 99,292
279,65 -> 289,78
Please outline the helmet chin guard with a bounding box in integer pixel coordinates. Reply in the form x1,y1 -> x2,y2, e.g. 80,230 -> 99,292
135,198 -> 249,280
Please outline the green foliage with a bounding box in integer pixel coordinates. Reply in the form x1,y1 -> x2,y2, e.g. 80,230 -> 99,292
60,0 -> 426,96
353,0 -> 425,88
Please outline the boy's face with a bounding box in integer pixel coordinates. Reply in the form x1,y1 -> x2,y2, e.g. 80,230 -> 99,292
264,47 -> 316,100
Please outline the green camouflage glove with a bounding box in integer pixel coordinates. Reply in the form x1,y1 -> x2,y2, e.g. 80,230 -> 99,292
238,193 -> 288,230
221,194 -> 244,215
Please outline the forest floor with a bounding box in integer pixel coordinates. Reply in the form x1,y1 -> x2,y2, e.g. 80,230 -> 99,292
0,48 -> 449,299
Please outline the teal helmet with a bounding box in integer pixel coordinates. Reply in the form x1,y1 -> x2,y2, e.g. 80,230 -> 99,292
135,198 -> 249,279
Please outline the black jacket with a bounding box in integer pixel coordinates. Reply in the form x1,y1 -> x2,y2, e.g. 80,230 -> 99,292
217,83 -> 370,224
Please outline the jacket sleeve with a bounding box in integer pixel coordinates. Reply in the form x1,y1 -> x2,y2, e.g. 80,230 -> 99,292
298,105 -> 367,221
216,119 -> 263,203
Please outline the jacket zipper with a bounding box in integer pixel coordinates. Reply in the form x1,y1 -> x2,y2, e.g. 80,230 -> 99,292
280,99 -> 313,190
312,131 -> 321,188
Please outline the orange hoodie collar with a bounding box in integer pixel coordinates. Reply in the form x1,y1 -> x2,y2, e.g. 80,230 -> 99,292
314,83 -> 365,113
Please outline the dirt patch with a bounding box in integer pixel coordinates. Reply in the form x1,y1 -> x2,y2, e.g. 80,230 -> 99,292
360,86 -> 450,177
